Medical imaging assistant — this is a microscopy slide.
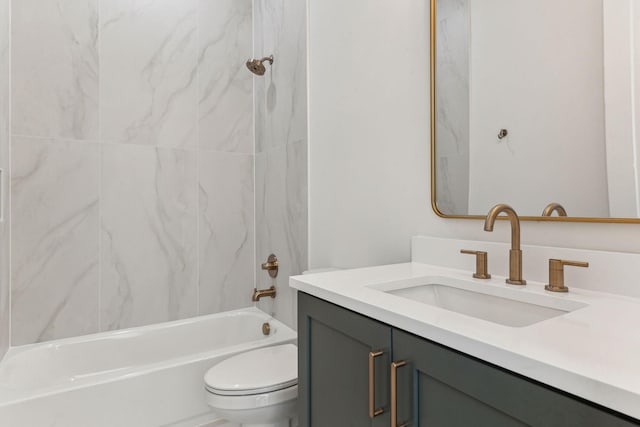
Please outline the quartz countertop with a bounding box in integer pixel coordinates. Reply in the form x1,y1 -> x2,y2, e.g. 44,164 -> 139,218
290,262 -> 640,420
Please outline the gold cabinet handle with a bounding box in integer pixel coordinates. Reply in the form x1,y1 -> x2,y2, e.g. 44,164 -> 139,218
369,351 -> 384,418
391,360 -> 408,427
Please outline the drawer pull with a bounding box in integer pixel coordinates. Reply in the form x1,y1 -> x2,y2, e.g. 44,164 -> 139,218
369,350 -> 384,418
391,360 -> 408,427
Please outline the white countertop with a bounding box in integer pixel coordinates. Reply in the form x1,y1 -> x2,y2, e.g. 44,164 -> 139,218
290,262 -> 640,420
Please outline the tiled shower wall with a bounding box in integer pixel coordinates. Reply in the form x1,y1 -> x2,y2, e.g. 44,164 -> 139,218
9,0 -> 257,346
254,0 -> 308,329
2,0 -> 307,348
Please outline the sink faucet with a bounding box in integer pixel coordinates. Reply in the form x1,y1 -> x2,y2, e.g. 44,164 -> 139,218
483,204 -> 526,285
542,202 -> 567,217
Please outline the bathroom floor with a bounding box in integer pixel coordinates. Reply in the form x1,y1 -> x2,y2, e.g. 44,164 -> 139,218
206,420 -> 298,427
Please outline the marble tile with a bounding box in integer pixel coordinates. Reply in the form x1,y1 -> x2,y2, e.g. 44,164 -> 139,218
435,0 -> 470,157
255,141 -> 308,329
198,0 -> 253,154
435,0 -> 470,214
198,151 -> 254,314
6,0 -> 309,345
100,0 -> 198,148
11,138 -> 100,345
254,0 -> 307,153
0,0 -> 9,356
101,144 -> 198,330
435,155 -> 469,216
12,0 -> 99,140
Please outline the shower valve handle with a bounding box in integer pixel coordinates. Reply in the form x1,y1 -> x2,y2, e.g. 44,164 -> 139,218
261,254 -> 279,278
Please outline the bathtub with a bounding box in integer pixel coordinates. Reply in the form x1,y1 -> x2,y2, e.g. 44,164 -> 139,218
0,307 -> 297,427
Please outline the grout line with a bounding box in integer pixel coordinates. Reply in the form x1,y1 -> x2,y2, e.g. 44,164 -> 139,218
7,0 -> 12,349
195,0 -> 200,316
97,0 -> 102,332
10,133 -> 252,152
305,0 -> 312,274
251,0 -> 258,298
252,0 -> 257,299
11,134 -> 260,156
11,133 -> 99,144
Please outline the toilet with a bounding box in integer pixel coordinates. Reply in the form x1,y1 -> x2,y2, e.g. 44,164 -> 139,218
204,343 -> 298,427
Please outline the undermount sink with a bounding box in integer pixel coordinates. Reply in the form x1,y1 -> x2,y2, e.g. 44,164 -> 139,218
373,277 -> 588,327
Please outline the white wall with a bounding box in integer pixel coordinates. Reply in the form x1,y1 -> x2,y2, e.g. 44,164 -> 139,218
468,0 -> 608,217
309,0 -> 640,270
308,0 -> 432,268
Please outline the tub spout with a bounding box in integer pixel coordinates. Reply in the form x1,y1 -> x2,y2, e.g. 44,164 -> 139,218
252,286 -> 276,302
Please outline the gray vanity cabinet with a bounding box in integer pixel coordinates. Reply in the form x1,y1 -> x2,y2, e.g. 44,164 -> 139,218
298,292 -> 640,427
393,329 -> 638,426
298,291 -> 391,427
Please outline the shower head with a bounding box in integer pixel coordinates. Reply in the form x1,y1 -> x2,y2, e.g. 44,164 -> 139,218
246,55 -> 274,76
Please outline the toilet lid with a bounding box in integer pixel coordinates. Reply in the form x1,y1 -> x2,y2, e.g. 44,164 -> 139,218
204,344 -> 297,396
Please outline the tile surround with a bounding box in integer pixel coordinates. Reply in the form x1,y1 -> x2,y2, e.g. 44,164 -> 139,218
198,0 -> 253,154
11,138 -> 100,345
198,151 -> 254,314
100,145 -> 198,330
254,0 -> 307,153
6,0 -> 307,344
100,0 -> 199,148
12,0 -> 99,141
255,141 -> 308,329
253,0 -> 308,329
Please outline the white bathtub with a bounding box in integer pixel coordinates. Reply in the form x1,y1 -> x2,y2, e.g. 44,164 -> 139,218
0,307 -> 297,427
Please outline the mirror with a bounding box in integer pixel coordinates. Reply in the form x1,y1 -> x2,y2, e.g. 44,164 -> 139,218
431,0 -> 640,223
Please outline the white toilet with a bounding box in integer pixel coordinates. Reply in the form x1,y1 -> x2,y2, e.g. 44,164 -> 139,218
204,343 -> 298,427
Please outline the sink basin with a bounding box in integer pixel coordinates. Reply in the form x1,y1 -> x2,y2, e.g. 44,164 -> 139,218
374,277 -> 588,327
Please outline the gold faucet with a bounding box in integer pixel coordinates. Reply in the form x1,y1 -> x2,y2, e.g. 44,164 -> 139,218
252,286 -> 276,302
460,250 -> 491,279
261,254 -> 279,278
484,204 -> 526,285
542,203 -> 567,217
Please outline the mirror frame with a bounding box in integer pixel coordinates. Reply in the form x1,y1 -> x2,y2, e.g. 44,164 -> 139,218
429,0 -> 640,224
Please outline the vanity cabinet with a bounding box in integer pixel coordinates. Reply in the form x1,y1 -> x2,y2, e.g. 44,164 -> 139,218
297,291 -> 391,426
298,292 -> 639,427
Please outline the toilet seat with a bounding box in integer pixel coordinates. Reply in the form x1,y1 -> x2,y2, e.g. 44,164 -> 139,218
205,384 -> 298,411
204,344 -> 297,397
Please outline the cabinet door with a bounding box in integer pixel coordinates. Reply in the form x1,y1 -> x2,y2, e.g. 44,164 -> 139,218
392,329 -> 639,427
298,292 -> 391,427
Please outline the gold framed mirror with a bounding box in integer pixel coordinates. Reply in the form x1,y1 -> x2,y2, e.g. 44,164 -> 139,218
430,0 -> 640,223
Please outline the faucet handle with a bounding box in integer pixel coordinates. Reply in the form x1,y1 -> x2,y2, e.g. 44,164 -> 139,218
460,250 -> 491,279
545,259 -> 589,293
261,254 -> 279,278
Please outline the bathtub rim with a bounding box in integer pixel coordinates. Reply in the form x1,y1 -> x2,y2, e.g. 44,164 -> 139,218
0,307 -> 297,407
5,306 -> 280,355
